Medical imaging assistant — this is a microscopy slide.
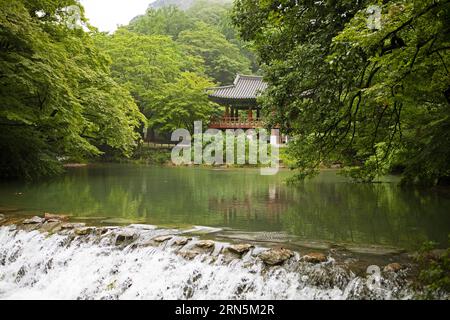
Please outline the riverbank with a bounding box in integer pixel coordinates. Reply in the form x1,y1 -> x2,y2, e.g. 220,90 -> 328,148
0,212 -> 447,300
98,144 -> 292,168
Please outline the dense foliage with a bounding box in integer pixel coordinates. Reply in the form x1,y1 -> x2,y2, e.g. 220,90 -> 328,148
0,0 -> 144,179
127,2 -> 255,84
233,0 -> 450,185
177,21 -> 251,84
94,29 -> 216,133
0,0 -> 255,179
95,0 -> 259,142
415,238 -> 450,299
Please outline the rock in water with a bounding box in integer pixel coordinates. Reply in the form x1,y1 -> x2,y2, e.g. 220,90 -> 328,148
39,222 -> 62,233
259,248 -> 294,266
302,252 -> 328,264
115,231 -> 137,245
384,263 -> 403,273
44,213 -> 69,222
195,240 -> 215,249
74,227 -> 95,236
61,223 -> 86,230
178,250 -> 200,260
153,235 -> 173,243
227,244 -> 254,255
174,237 -> 191,246
23,216 -> 45,224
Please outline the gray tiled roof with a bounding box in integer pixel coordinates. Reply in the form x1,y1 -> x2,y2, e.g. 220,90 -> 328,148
208,75 -> 268,101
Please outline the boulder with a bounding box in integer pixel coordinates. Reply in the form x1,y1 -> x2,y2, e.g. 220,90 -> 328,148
383,263 -> 403,273
39,222 -> 62,233
195,240 -> 215,249
227,244 -> 254,255
23,216 -> 45,225
2,217 -> 23,227
259,248 -> 294,266
96,227 -> 119,235
174,237 -> 191,246
115,231 -> 137,245
153,235 -> 173,243
44,213 -> 69,222
302,252 -> 328,264
179,250 -> 200,260
0,214 -> 5,222
74,227 -> 95,236
61,223 -> 86,230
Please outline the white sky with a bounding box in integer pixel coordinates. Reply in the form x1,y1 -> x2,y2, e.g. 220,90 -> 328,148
80,0 -> 154,33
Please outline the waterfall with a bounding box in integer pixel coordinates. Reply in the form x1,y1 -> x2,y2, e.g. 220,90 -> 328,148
0,225 -> 414,300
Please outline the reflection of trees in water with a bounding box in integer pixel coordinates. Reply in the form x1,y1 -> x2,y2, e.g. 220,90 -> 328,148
4,166 -> 449,247
9,166 -> 290,229
207,183 -> 287,230
281,181 -> 450,248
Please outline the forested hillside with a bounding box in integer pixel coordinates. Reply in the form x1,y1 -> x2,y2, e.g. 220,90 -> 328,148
95,0 -> 258,141
127,1 -> 257,84
0,0 -> 255,179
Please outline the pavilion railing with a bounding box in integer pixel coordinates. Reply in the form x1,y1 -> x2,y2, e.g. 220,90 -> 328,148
209,117 -> 263,129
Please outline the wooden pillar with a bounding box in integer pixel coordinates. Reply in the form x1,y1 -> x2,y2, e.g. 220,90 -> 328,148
225,106 -> 230,118
248,107 -> 253,120
256,109 -> 261,119
230,107 -> 235,119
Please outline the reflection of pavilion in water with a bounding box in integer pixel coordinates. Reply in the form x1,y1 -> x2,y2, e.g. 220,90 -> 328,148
208,185 -> 287,228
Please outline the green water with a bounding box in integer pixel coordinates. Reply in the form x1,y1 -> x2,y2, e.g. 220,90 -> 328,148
0,164 -> 449,249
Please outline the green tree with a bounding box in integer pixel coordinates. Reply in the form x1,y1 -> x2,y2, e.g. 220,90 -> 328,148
127,6 -> 196,39
95,30 -> 216,135
330,0 -> 450,185
177,21 -> 251,84
0,0 -> 145,179
187,0 -> 260,73
127,1 -> 258,82
149,72 -> 217,133
233,0 -> 450,185
95,30 -> 187,113
187,0 -> 234,39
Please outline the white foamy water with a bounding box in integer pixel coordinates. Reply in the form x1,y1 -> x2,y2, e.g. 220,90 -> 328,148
0,226 -> 413,300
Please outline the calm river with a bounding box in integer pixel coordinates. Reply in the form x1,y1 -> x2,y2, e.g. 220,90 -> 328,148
1,164 -> 449,250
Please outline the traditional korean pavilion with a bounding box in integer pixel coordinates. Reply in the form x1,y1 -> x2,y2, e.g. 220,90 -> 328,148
208,75 -> 268,130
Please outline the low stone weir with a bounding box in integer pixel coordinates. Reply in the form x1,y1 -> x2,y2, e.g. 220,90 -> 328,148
0,216 -> 418,300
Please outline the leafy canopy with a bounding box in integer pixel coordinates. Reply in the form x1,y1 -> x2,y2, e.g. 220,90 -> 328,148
0,0 -> 145,179
126,2 -> 254,84
177,21 -> 252,84
233,0 -> 450,185
95,29 -> 216,135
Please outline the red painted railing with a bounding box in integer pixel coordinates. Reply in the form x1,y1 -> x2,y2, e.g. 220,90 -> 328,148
209,117 -> 263,129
